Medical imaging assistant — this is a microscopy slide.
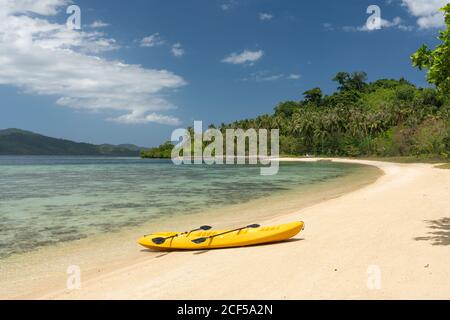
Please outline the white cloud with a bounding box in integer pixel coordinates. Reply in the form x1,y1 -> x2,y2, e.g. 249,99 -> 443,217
401,0 -> 447,29
0,0 -> 185,125
222,50 -> 264,65
344,17 -> 413,32
89,20 -> 109,28
111,111 -> 180,125
342,1 -> 445,32
171,43 -> 184,57
397,24 -> 415,31
323,23 -> 334,31
242,71 -> 282,82
416,13 -> 445,28
139,33 -> 164,47
258,74 -> 283,81
259,13 -> 273,21
360,16 -> 405,31
288,74 -> 301,80
220,1 -> 237,11
242,71 -> 301,82
2,0 -> 68,15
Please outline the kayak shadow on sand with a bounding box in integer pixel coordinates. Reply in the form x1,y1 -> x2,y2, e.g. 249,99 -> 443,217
192,238 -> 305,254
139,249 -> 172,258
139,238 -> 304,255
414,217 -> 450,246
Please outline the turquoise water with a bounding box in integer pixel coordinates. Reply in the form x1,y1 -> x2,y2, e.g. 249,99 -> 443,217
0,156 -> 364,258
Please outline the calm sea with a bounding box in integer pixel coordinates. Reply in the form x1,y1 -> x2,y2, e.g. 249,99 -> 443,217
0,156 -> 365,258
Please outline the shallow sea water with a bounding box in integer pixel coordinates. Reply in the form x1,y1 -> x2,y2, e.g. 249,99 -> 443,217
0,156 -> 369,258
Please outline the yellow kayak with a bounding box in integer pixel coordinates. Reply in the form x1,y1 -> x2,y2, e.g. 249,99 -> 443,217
138,221 -> 304,251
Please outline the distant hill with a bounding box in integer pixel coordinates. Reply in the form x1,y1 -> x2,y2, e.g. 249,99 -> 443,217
0,128 -> 143,156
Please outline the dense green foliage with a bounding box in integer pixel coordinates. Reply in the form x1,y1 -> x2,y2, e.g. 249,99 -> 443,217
412,4 -> 450,95
222,75 -> 449,158
0,128 -> 142,156
140,141 -> 175,158
143,74 -> 449,159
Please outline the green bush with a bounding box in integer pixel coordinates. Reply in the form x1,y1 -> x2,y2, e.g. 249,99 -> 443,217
141,142 -> 174,158
412,118 -> 448,155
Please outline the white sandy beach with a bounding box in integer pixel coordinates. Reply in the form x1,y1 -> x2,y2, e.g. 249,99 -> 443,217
2,158 -> 450,300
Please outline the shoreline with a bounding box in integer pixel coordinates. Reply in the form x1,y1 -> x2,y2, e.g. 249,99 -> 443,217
1,158 -> 449,299
1,160 -> 380,299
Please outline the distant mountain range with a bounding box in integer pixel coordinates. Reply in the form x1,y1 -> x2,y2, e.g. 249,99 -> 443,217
0,128 -> 143,156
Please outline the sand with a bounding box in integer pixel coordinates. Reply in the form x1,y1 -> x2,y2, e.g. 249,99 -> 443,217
2,158 -> 450,300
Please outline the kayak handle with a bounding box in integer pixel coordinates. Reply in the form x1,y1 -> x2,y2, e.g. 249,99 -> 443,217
192,224 -> 260,245
151,225 -> 212,245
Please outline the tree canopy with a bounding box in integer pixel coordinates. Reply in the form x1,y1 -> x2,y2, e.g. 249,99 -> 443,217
143,72 -> 449,159
303,88 -> 323,106
332,71 -> 368,92
221,74 -> 448,158
412,4 -> 450,95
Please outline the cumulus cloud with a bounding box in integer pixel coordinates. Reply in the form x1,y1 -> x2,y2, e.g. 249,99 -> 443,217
2,0 -> 68,15
259,13 -> 273,21
139,33 -> 164,47
401,0 -> 447,29
171,43 -> 184,57
0,0 -> 185,125
342,1 -> 446,32
222,50 -> 264,65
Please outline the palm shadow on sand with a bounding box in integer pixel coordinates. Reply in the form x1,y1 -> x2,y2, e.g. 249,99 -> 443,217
414,217 -> 450,246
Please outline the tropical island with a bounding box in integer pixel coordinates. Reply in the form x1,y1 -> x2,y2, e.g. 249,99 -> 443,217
142,74 -> 448,160
142,5 -> 450,161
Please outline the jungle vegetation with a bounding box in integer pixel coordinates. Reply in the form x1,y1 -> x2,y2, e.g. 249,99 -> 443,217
142,5 -> 450,159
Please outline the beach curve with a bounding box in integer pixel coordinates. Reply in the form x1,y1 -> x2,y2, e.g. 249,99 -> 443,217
4,158 -> 450,300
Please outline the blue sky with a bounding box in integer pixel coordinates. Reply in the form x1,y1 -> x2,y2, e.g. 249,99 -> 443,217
0,0 -> 447,147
